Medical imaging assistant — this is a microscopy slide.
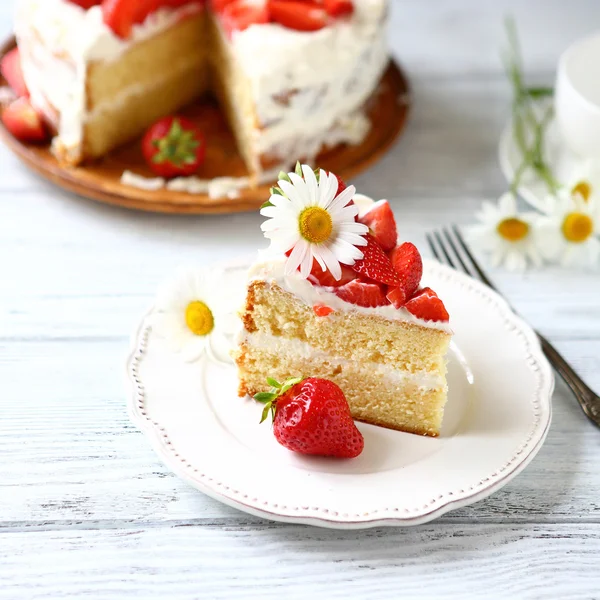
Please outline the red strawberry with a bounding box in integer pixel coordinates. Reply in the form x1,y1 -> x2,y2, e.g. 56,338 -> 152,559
388,241 -> 423,303
102,0 -> 159,39
386,285 -> 407,309
1,48 -> 29,98
404,287 -> 449,322
313,304 -> 334,317
333,278 -> 387,307
324,0 -> 353,17
350,234 -> 400,286
256,377 -> 364,458
357,199 -> 397,252
70,0 -> 102,8
308,261 -> 356,287
211,0 -> 235,10
269,0 -> 328,31
220,0 -> 270,33
142,116 -> 206,178
331,172 -> 347,195
1,98 -> 48,142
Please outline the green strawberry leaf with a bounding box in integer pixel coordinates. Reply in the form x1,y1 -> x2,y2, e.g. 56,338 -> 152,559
254,392 -> 276,403
266,377 -> 281,388
260,404 -> 272,424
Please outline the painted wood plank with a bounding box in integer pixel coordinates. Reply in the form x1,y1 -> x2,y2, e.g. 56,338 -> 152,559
0,525 -> 599,599
0,339 -> 598,526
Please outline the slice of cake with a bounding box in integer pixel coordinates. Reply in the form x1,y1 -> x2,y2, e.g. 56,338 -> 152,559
14,0 -> 389,179
234,164 -> 452,437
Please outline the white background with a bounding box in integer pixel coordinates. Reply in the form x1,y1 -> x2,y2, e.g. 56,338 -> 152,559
1,1 -> 600,598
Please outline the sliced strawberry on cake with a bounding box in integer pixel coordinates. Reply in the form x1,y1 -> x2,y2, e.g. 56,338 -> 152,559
220,0 -> 270,34
358,199 -> 397,251
385,242 -> 423,308
269,0 -> 328,31
405,287 -> 449,322
350,234 -> 400,286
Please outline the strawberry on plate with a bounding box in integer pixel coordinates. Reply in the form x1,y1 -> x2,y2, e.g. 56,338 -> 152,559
269,0 -> 328,32
350,234 -> 400,286
1,48 -> 29,98
404,287 -> 449,322
220,0 -> 269,34
358,199 -> 397,252
1,97 -> 48,142
255,376 -> 364,458
386,242 -> 423,307
333,278 -> 388,307
142,116 -> 206,178
324,0 -> 353,17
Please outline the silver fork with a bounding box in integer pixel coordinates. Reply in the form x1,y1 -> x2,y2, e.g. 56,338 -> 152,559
427,225 -> 600,429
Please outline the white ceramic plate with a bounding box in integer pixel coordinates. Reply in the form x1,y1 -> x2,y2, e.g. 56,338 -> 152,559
498,110 -> 579,212
126,259 -> 554,529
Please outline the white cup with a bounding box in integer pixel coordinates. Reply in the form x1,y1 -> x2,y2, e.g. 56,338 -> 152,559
555,32 -> 600,159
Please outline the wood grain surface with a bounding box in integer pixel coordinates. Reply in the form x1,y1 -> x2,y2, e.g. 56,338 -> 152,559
1,1 -> 599,598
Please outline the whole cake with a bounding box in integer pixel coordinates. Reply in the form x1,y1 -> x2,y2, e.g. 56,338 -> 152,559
14,0 -> 389,179
235,164 -> 452,437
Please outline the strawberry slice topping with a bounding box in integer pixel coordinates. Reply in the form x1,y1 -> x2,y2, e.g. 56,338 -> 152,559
308,261 -> 356,287
1,97 -> 48,142
350,234 -> 400,286
70,0 -> 102,8
221,0 -> 270,34
385,285 -> 408,309
1,48 -> 29,98
357,199 -> 397,252
333,279 -> 388,308
269,0 -> 328,31
313,304 -> 334,317
102,0 -> 156,39
388,241 -> 423,301
324,0 -> 353,17
404,287 -> 449,322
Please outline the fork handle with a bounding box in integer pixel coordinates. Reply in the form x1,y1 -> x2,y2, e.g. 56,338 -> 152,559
537,332 -> 599,426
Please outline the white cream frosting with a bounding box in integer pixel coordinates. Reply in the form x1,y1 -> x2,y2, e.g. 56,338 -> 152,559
15,0 -> 388,173
239,330 -> 445,391
248,256 -> 453,334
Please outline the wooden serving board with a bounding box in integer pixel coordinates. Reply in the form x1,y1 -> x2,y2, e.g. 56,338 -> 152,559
0,36 -> 410,214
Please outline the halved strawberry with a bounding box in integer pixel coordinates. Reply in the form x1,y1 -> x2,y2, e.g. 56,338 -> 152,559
357,199 -> 397,252
1,97 -> 48,142
389,241 -> 422,299
350,234 -> 399,286
308,261 -> 356,287
269,0 -> 328,31
333,279 -> 388,308
1,48 -> 28,98
102,0 -> 158,39
221,0 -> 270,34
70,0 -> 102,8
404,287 -> 449,322
324,0 -> 353,17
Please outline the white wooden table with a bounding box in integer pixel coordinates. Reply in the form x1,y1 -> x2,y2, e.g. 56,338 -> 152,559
1,1 -> 599,598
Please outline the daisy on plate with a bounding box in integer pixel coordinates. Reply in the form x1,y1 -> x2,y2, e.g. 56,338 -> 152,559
260,163 -> 368,280
149,267 -> 241,363
466,192 -> 544,271
537,192 -> 600,269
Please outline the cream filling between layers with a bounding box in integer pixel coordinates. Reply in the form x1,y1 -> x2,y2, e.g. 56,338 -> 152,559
239,330 -> 445,391
248,257 -> 454,334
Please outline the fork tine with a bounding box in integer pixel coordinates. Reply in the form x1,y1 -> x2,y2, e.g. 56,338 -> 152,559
451,225 -> 498,292
441,227 -> 475,277
426,232 -> 442,261
433,230 -> 456,268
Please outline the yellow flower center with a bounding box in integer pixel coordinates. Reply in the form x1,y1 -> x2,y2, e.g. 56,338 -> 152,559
571,180 -> 591,202
496,217 -> 530,242
185,301 -> 214,336
562,212 -> 594,243
298,206 -> 333,244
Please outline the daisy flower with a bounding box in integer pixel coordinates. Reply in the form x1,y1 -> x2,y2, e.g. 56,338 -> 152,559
537,192 -> 600,269
149,268 -> 241,363
260,164 -> 368,280
466,193 -> 543,271
564,159 -> 600,204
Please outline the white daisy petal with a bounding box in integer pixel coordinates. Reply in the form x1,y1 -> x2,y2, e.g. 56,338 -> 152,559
278,178 -> 307,210
315,244 -> 342,280
302,164 -> 320,205
286,238 -> 310,276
